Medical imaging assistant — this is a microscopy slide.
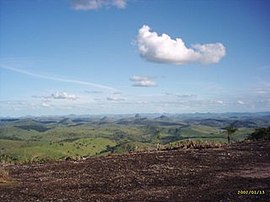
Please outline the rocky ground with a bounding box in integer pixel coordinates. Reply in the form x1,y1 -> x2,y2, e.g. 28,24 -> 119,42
0,140 -> 269,201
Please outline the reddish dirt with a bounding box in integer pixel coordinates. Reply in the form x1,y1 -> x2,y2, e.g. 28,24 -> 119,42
0,141 -> 269,201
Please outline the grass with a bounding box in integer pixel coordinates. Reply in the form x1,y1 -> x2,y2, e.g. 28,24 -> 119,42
0,137 -> 116,163
0,118 -> 256,163
230,128 -> 254,142
180,125 -> 222,138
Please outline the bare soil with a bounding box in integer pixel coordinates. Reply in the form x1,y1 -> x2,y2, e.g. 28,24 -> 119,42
0,141 -> 269,201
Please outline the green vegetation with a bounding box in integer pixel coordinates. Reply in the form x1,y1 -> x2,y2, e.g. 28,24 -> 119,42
247,127 -> 270,141
0,138 -> 116,163
223,124 -> 238,144
166,139 -> 223,150
1,113 -> 267,163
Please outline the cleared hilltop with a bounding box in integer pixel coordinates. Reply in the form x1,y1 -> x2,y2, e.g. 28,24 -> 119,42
0,140 -> 269,201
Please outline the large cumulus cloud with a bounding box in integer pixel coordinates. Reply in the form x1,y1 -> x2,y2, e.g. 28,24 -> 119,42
137,25 -> 226,65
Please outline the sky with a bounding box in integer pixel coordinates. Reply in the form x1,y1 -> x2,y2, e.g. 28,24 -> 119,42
0,0 -> 270,117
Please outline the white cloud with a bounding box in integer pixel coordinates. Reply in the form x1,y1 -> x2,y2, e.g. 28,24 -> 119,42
176,94 -> 197,98
130,75 -> 157,87
72,0 -> 127,10
112,91 -> 122,95
107,96 -> 125,101
32,91 -> 79,101
137,25 -> 226,65
84,90 -> 103,94
216,100 -> 224,105
255,89 -> 267,94
0,65 -> 117,91
237,100 -> 245,105
41,102 -> 51,107
136,101 -> 148,104
51,92 -> 78,100
112,0 -> 126,8
164,93 -> 197,99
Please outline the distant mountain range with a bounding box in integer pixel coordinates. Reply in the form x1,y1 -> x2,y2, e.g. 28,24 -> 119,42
1,112 -> 270,128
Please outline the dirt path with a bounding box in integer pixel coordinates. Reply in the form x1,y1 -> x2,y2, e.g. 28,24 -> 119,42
1,141 -> 269,201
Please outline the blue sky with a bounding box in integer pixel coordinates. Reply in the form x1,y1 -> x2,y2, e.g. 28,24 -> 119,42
0,0 -> 270,116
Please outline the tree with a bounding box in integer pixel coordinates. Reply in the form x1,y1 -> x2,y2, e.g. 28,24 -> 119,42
248,127 -> 270,141
224,124 -> 238,144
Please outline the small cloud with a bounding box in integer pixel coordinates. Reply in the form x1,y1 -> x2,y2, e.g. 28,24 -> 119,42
237,100 -> 245,105
216,100 -> 224,105
107,96 -> 125,101
137,25 -> 226,65
176,94 -> 197,98
136,101 -> 148,104
255,89 -> 268,95
51,92 -> 78,100
164,92 -> 173,96
130,75 -> 157,87
32,95 -> 43,99
72,0 -> 127,10
112,91 -> 122,95
163,93 -> 197,99
41,102 -> 51,107
84,90 -> 103,94
112,0 -> 126,8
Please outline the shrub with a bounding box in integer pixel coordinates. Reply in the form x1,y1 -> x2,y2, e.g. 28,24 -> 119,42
167,140 -> 223,150
248,127 -> 270,141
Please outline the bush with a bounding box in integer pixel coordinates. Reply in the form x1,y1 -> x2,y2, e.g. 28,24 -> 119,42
103,142 -> 136,154
167,140 -> 223,150
248,127 -> 270,141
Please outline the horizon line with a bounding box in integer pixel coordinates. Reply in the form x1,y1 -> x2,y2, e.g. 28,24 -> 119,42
1,111 -> 269,119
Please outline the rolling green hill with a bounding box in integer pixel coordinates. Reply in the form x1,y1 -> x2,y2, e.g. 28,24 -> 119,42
1,113 -> 268,163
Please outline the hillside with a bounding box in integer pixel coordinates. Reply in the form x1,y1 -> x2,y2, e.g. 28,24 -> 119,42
1,140 -> 269,201
2,113 -> 269,163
